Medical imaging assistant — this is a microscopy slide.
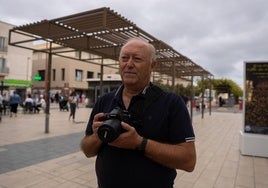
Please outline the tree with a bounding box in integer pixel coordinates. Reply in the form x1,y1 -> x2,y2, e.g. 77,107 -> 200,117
154,78 -> 243,104
196,78 -> 243,103
153,80 -> 192,96
213,79 -> 242,97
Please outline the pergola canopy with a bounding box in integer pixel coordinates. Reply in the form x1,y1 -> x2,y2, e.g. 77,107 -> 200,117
9,7 -> 212,81
8,7 -> 214,132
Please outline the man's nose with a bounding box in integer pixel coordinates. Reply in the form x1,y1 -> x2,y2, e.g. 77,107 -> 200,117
126,57 -> 134,66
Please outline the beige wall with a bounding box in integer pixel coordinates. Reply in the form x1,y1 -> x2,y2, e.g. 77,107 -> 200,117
32,50 -> 119,94
0,21 -> 33,89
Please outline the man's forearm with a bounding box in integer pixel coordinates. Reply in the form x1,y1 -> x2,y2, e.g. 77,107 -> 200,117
80,134 -> 102,158
145,139 -> 196,171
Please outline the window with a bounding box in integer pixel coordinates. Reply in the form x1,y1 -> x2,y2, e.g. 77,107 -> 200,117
52,69 -> 56,81
75,69 -> 83,82
97,72 -> 101,78
0,58 -> 6,72
0,37 -> 7,52
87,71 -> 94,78
75,51 -> 81,58
38,70 -> 45,81
61,68 -> 65,81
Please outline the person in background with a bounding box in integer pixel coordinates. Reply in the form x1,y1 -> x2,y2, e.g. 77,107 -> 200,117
32,96 -> 40,113
2,92 -> 9,116
9,91 -> 21,117
182,94 -> 189,107
68,91 -> 77,122
54,92 -> 59,103
76,93 -> 80,108
80,38 -> 196,188
24,93 -> 33,104
40,95 -> 46,112
0,93 -> 3,121
81,93 -> 86,105
24,93 -> 34,113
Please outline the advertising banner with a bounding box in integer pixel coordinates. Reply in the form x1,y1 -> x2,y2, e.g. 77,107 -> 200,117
244,62 -> 268,135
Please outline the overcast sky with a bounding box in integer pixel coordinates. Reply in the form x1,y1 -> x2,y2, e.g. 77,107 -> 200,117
1,0 -> 268,86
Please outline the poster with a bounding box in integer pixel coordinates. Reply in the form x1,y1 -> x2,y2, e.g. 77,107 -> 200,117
244,62 -> 268,134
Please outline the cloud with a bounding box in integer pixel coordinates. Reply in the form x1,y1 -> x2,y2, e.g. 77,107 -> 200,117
1,0 -> 268,86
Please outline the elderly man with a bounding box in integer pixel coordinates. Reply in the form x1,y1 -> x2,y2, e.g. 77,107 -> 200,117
80,38 -> 196,188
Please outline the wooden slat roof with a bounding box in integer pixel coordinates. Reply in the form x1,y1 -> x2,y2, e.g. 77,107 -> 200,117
9,7 -> 213,80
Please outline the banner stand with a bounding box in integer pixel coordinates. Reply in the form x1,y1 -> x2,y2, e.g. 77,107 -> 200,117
240,61 -> 268,158
240,131 -> 268,157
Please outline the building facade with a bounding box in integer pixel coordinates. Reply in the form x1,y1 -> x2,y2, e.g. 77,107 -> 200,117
32,44 -> 119,101
1,20 -> 119,102
0,20 -> 33,99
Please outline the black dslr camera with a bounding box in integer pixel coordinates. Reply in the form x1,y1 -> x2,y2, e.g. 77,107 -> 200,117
97,107 -> 131,143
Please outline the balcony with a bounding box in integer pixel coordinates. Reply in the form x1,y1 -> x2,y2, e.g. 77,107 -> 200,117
0,67 -> 9,76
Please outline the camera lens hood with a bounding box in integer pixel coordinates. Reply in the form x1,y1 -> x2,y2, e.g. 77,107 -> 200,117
97,120 -> 121,143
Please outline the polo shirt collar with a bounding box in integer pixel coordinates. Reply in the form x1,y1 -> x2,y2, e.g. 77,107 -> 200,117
114,83 -> 151,98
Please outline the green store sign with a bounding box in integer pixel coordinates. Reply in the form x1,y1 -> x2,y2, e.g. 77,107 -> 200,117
3,79 -> 33,87
34,74 -> 42,81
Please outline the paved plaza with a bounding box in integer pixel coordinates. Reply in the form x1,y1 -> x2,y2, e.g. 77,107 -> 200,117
0,104 -> 267,188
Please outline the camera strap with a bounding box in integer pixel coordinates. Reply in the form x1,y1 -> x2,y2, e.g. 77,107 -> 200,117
128,84 -> 164,128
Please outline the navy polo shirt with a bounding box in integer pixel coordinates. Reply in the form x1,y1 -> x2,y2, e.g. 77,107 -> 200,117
85,84 -> 195,188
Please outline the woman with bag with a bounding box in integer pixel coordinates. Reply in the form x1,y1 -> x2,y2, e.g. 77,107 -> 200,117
68,91 -> 77,122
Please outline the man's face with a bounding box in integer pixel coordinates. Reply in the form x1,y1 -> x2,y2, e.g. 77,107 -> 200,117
119,40 -> 156,89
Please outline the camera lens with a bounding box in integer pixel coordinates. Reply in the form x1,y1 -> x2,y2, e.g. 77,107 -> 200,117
97,119 -> 122,143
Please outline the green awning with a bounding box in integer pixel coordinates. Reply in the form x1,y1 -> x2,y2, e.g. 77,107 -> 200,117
3,79 -> 32,87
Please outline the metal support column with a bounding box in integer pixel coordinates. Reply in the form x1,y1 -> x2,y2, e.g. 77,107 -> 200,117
45,42 -> 52,133
100,58 -> 104,96
201,75 -> 205,119
190,75 -> 194,122
172,61 -> 175,93
209,77 -> 212,115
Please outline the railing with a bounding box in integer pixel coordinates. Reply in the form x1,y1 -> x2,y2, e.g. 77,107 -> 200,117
0,46 -> 8,52
0,67 -> 9,75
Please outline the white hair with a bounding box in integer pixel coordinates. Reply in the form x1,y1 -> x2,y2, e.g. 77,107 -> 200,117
120,37 -> 157,63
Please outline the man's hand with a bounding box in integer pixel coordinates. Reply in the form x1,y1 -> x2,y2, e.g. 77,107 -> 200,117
92,112 -> 105,135
108,122 -> 142,150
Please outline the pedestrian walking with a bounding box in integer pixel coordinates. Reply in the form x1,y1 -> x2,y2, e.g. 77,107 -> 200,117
39,95 -> 46,112
0,93 -> 3,121
68,91 -> 77,122
9,91 -> 21,117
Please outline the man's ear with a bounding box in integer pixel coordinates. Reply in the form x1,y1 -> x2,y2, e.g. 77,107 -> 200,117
151,61 -> 157,69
